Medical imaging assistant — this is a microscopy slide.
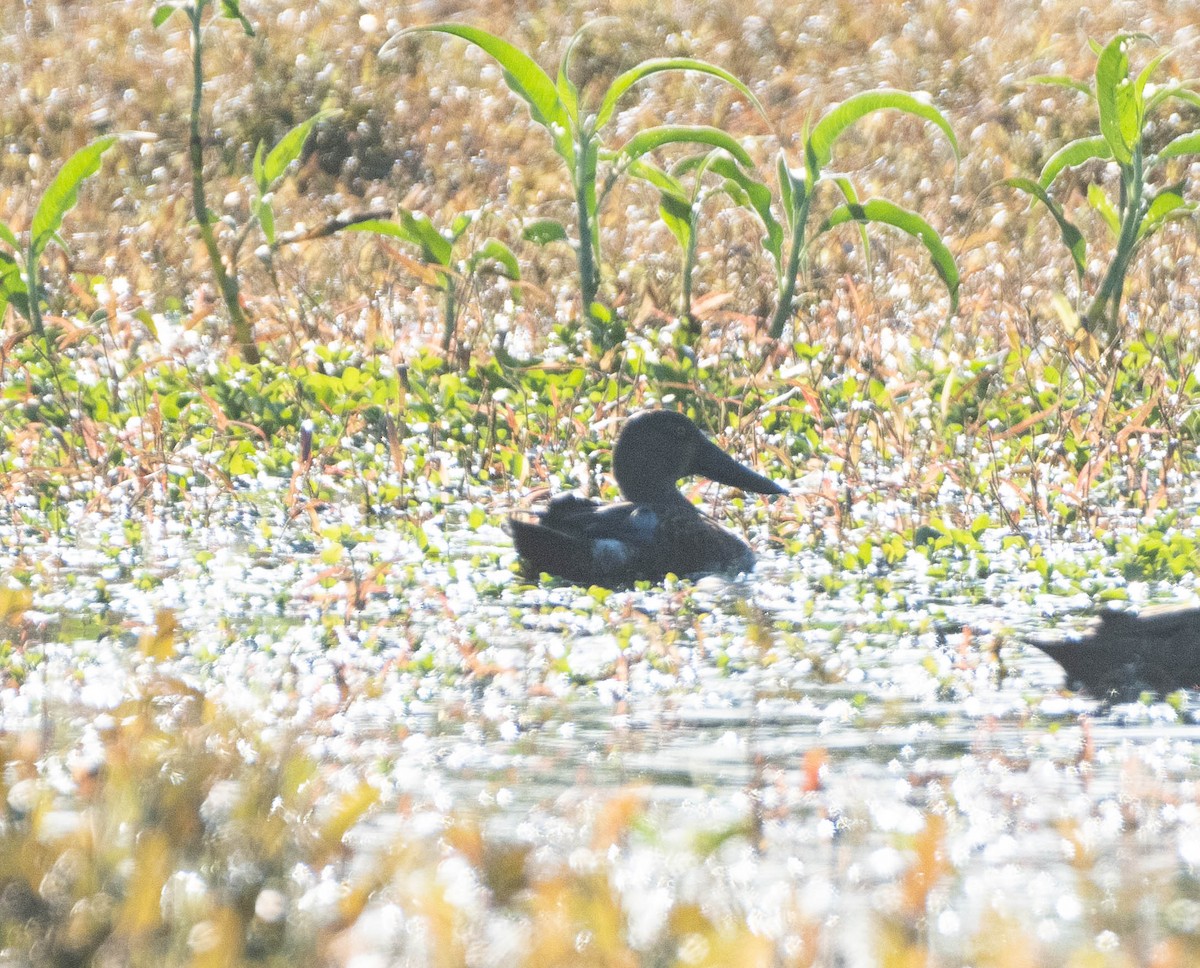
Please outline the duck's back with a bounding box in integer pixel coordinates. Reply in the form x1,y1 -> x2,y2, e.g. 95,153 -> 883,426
510,495 -> 755,585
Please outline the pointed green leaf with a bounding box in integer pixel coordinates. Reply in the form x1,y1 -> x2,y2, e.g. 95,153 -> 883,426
256,199 -> 276,246
1146,85 -> 1200,114
555,27 -> 586,122
0,220 -> 19,252
252,140 -> 268,193
0,250 -> 27,322
1038,135 -> 1112,188
31,136 -> 116,257
347,212 -> 453,266
658,193 -> 694,252
262,110 -> 336,189
522,219 -> 570,245
450,211 -> 476,241
0,251 -> 23,290
830,176 -> 871,273
1087,183 -> 1120,238
152,4 -> 179,28
625,158 -> 687,199
388,25 -> 571,160
1135,48 -> 1170,102
1095,34 -> 1138,164
595,58 -> 766,131
1004,177 -> 1086,280
467,238 -> 520,279
777,154 -> 796,230
1139,186 -> 1195,240
614,125 -> 753,170
818,198 -> 959,313
1157,130 -> 1200,162
707,155 -> 782,270
806,90 -> 958,177
1027,74 -> 1095,98
219,0 -> 254,35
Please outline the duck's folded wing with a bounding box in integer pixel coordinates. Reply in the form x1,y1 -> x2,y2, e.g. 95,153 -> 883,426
509,518 -> 599,584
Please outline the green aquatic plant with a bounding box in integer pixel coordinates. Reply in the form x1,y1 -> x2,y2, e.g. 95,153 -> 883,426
767,91 -> 961,339
154,1 -> 337,364
0,137 -> 116,342
1009,32 -> 1200,344
348,210 -> 520,358
154,0 -> 260,363
628,148 -> 776,340
383,22 -> 764,349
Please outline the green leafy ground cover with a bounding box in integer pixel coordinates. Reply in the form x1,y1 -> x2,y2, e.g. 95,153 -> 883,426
2,1 -> 1200,965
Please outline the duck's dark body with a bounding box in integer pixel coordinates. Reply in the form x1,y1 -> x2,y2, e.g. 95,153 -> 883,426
509,411 -> 786,586
1032,606 -> 1200,699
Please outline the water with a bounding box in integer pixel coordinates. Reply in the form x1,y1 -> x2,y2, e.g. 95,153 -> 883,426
4,494 -> 1200,966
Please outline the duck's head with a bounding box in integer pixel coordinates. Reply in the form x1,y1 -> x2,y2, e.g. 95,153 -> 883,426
612,410 -> 787,505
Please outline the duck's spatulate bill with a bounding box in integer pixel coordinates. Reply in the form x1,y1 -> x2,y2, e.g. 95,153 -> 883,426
689,436 -> 786,496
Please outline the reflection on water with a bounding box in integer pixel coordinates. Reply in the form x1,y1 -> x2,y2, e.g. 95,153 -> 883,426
4,506 -> 1200,965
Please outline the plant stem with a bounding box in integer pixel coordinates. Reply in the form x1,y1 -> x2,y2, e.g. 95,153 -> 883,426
188,3 -> 260,364
768,188 -> 812,340
441,277 -> 457,357
680,226 -> 696,336
1086,149 -> 1144,342
574,133 -> 598,320
26,247 -> 43,339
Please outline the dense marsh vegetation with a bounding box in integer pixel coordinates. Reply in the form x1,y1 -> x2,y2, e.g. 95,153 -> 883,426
3,1 -> 1200,965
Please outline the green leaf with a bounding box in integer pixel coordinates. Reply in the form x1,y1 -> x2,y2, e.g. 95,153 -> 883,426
0,220 -> 19,253
0,251 -> 22,291
819,199 -> 958,313
252,140 -> 267,194
614,125 -> 753,170
1095,34 -> 1138,165
1038,135 -> 1113,188
595,58 -> 766,131
806,90 -> 958,179
555,26 -> 586,123
1087,183 -> 1120,238
657,192 -> 694,252
347,212 -> 453,266
0,250 -> 27,322
1157,130 -> 1200,162
262,110 -> 336,189
707,155 -> 783,270
389,24 -> 571,160
449,211 -> 476,242
1139,186 -> 1195,240
1135,48 -> 1170,103
219,0 -> 254,35
467,238 -> 520,279
1027,74 -> 1094,98
1146,85 -> 1200,114
31,136 -> 116,258
624,158 -> 687,199
522,219 -> 570,245
830,176 -> 871,274
256,199 -> 276,246
777,154 -> 798,230
1004,177 -> 1086,280
152,4 -> 179,28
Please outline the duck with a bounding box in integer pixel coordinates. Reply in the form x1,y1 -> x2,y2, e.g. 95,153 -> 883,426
508,409 -> 787,585
1032,605 -> 1200,700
